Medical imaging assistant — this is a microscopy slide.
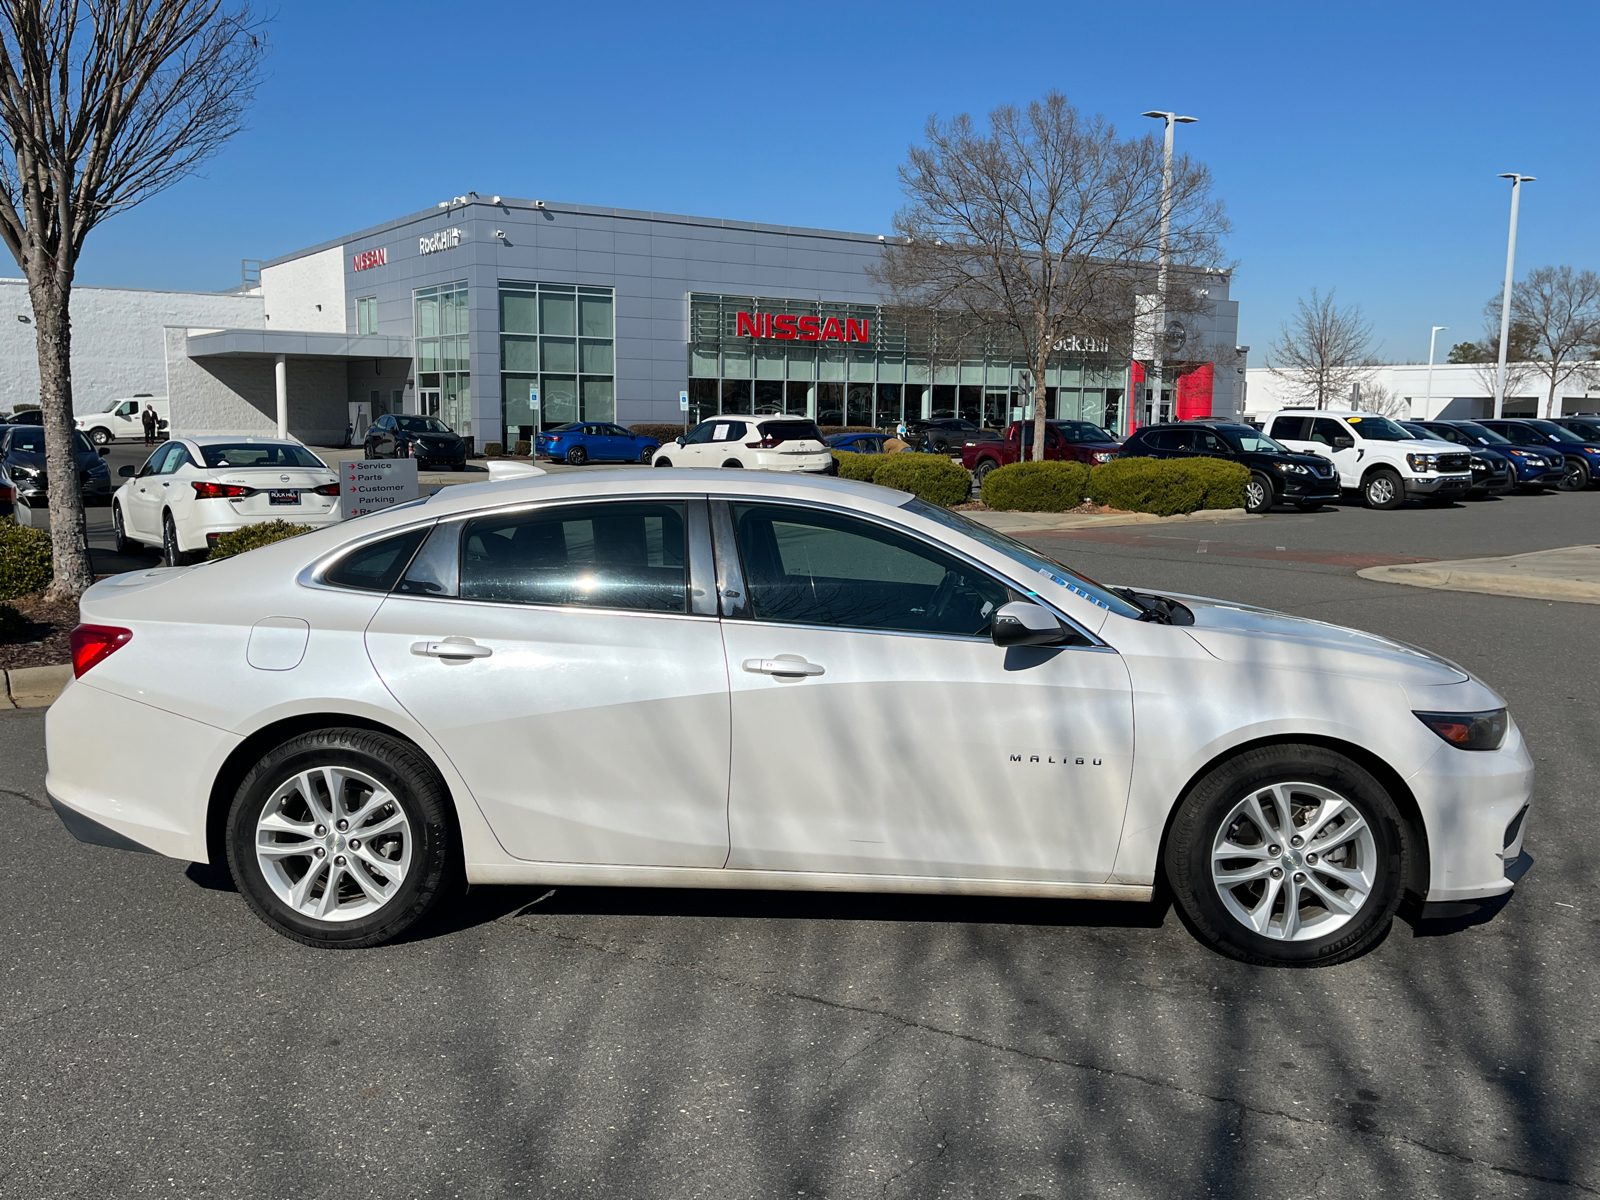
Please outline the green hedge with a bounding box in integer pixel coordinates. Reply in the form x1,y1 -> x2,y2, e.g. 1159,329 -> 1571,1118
1087,457 -> 1249,516
512,440 -> 531,456
867,453 -> 972,507
629,423 -> 688,443
980,461 -> 1089,512
208,520 -> 316,561
830,450 -> 881,481
0,518 -> 52,599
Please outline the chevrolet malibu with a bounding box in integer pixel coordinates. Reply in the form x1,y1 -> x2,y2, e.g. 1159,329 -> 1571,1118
46,469 -> 1533,966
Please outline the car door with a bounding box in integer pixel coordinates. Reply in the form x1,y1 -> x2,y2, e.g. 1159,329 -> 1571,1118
363,496 -> 732,867
674,421 -> 718,466
125,442 -> 174,536
1191,428 -> 1231,461
715,499 -> 1136,884
1308,417 -> 1361,482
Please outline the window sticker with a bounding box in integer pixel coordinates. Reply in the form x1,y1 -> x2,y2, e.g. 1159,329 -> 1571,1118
1038,566 -> 1109,608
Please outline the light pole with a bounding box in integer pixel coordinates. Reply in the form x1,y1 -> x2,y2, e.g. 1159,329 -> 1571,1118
1493,173 -> 1534,419
1424,325 -> 1447,419
1141,111 -> 1196,428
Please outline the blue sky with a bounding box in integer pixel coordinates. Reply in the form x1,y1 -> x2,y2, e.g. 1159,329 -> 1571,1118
74,0 -> 1599,365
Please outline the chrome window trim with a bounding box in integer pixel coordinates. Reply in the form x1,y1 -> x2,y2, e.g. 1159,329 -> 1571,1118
710,494 -> 1106,649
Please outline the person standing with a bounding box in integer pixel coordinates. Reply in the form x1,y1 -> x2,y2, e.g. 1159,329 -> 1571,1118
141,404 -> 157,445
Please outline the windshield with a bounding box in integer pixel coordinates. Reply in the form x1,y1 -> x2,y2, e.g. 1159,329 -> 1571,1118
1529,420 -> 1587,444
394,416 -> 454,434
1217,426 -> 1289,453
100,399 -> 124,413
1344,415 -> 1412,441
904,498 -> 1144,619
1454,422 -> 1510,445
7,428 -> 95,454
199,442 -> 328,469
1052,420 -> 1116,444
1564,419 -> 1600,440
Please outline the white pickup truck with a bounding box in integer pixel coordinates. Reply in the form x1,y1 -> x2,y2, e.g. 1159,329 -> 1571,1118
76,396 -> 169,446
1261,408 -> 1473,509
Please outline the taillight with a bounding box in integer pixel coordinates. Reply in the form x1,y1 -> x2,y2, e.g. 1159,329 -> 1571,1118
69,624 -> 132,678
192,481 -> 253,499
745,437 -> 783,448
312,482 -> 340,496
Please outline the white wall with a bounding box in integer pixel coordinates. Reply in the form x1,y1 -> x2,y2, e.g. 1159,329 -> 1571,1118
163,328 -> 350,444
1244,363 -> 1600,421
261,245 -> 346,333
0,278 -> 263,415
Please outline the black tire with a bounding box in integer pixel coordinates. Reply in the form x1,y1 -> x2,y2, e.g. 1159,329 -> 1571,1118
162,512 -> 185,567
721,459 -> 744,468
88,426 -> 113,446
1362,468 -> 1403,510
638,446 -> 655,464
1557,457 -> 1590,492
1164,744 -> 1409,967
653,456 -> 673,468
1244,472 -> 1274,514
566,446 -> 588,466
973,459 -> 997,489
225,727 -> 461,949
112,502 -> 132,555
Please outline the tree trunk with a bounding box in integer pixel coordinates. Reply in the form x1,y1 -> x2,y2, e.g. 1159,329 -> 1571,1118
1031,319 -> 1049,462
29,279 -> 95,600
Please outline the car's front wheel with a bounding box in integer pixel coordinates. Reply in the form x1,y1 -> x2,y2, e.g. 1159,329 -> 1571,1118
653,456 -> 673,468
638,446 -> 655,464
226,728 -> 461,949
88,427 -> 113,446
1558,457 -> 1591,491
1362,468 -> 1403,510
1244,472 -> 1274,514
973,460 -> 997,489
1164,744 -> 1409,966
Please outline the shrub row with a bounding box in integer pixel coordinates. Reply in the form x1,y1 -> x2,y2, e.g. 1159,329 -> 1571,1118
0,517 -> 52,599
978,456 -> 1249,515
208,520 -> 316,560
830,451 -> 971,506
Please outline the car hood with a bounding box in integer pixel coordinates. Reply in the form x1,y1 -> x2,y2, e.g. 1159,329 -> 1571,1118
1399,437 -> 1466,455
1173,594 -> 1470,686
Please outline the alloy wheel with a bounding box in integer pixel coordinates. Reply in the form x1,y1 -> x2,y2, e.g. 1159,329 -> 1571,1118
1245,476 -> 1270,513
254,765 -> 413,923
1210,781 -> 1377,942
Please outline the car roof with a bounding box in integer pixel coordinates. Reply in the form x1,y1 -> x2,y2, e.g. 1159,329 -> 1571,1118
185,435 -> 318,447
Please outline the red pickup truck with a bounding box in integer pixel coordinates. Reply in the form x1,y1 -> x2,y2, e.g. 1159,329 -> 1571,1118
960,419 -> 1124,483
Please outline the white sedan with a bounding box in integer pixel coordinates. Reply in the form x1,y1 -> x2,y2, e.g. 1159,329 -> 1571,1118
47,469 -> 1532,965
112,436 -> 343,565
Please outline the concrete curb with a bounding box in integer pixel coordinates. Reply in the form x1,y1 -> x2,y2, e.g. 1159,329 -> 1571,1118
1358,547 -> 1600,605
3,663 -> 71,708
971,507 -> 1255,534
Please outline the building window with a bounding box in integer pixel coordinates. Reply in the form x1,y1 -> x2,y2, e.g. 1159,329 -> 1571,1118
356,295 -> 378,335
414,282 -> 469,430
499,281 -> 614,438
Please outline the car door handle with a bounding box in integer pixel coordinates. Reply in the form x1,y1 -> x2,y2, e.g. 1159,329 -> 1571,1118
411,638 -> 493,660
742,655 -> 824,677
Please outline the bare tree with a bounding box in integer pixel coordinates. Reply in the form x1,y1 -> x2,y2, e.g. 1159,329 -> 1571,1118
1448,319 -> 1538,403
871,92 -> 1228,461
0,1 -> 266,597
1265,290 -> 1376,410
1487,267 -> 1600,417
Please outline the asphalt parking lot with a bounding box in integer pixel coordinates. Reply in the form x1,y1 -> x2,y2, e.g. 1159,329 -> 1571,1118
2,482 -> 1597,1199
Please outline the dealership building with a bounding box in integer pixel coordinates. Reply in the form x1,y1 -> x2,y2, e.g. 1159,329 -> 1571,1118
3,196 -> 1244,446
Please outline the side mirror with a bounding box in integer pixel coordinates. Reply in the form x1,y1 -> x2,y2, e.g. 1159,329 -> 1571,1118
676,436 -> 686,446
99,447 -> 110,457
1332,436 -> 1354,450
118,464 -> 136,477
991,600 -> 1068,648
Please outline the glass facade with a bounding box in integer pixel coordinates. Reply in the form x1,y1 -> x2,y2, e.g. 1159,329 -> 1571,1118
500,282 -> 615,438
687,293 -> 1126,429
414,282 -> 470,432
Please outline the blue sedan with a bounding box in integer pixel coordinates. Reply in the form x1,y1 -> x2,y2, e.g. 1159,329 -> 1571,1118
536,422 -> 660,465
825,431 -> 894,454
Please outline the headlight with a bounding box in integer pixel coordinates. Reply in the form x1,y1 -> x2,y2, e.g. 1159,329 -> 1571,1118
1414,709 -> 1508,751
10,464 -> 39,480
1273,461 -> 1309,474
1470,455 -> 1489,469
1406,452 -> 1440,471
1092,451 -> 1113,463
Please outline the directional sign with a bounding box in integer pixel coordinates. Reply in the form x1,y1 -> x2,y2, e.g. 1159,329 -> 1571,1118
343,458 -> 418,518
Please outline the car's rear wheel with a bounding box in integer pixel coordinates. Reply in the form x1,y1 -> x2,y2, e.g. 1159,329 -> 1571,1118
112,502 -> 133,555
1164,744 -> 1408,966
1362,468 -> 1403,510
226,728 -> 461,949
973,459 -> 997,489
162,512 -> 186,567
638,446 -> 655,464
1244,472 -> 1273,514
721,458 -> 744,468
1558,457 -> 1590,491
566,446 -> 588,466
653,456 -> 673,468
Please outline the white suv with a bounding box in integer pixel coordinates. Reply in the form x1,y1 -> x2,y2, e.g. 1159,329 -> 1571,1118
1262,409 -> 1473,509
652,414 -> 834,473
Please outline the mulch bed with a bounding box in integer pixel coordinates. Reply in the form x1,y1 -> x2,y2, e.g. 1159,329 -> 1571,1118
0,590 -> 80,670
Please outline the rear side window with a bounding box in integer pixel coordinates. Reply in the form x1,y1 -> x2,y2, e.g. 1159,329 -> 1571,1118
458,501 -> 688,613
324,527 -> 430,592
758,420 -> 822,443
1270,416 -> 1309,440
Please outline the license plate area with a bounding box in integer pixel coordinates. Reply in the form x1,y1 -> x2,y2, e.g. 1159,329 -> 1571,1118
268,490 -> 300,505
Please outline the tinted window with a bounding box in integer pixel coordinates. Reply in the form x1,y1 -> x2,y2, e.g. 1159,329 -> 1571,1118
731,503 -> 1014,637
459,501 -> 687,613
1270,416 -> 1310,440
1310,418 -> 1347,446
1216,427 -> 1289,454
1193,429 -> 1228,454
394,416 -> 453,434
684,422 -> 716,445
1053,421 -> 1116,444
1453,422 -> 1509,445
1488,422 -> 1537,445
1529,420 -> 1585,443
756,420 -> 822,443
5,427 -> 44,453
141,443 -> 174,475
199,443 -> 327,469
324,527 -> 430,592
1563,419 -> 1600,440
1148,429 -> 1188,451
710,422 -> 748,443
1421,424 -> 1466,445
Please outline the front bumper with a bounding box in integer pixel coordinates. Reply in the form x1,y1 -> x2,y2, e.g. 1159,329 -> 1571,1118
1404,472 -> 1473,496
1408,720 -> 1535,902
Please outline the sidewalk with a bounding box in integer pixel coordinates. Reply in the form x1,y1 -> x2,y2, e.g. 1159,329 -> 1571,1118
1357,545 -> 1600,605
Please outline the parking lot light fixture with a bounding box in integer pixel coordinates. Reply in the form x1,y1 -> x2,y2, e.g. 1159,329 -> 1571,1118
1493,174 -> 1535,420
1140,112 -> 1198,430
1425,326 -> 1447,419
